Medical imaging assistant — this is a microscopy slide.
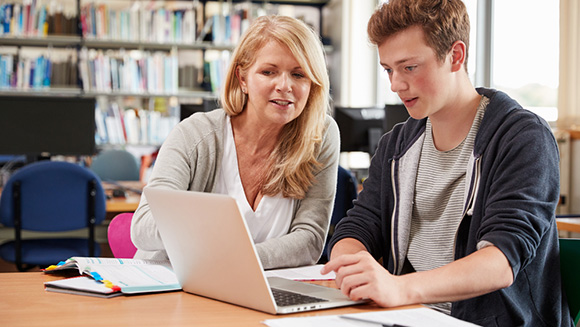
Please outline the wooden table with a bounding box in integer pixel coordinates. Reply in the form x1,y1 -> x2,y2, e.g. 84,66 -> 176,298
556,217 -> 580,234
0,272 -> 419,327
102,181 -> 143,213
106,194 -> 140,213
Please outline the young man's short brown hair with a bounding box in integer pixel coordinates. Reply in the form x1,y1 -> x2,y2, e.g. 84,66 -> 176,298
368,0 -> 471,70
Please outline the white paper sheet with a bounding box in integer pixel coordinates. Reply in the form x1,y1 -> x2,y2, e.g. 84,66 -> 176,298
262,307 -> 481,327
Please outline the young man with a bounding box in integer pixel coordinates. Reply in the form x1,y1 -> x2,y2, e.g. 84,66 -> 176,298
321,0 -> 572,325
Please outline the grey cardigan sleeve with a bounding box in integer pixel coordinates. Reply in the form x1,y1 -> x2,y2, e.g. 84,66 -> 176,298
131,110 -> 224,260
255,116 -> 340,269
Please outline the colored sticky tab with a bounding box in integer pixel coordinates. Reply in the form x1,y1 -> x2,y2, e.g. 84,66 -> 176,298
101,279 -> 121,292
44,260 -> 68,271
90,272 -> 103,281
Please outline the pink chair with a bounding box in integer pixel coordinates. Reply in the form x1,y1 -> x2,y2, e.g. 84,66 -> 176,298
107,213 -> 138,258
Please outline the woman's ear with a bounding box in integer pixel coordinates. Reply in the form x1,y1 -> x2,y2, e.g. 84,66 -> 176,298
235,67 -> 247,93
450,40 -> 467,73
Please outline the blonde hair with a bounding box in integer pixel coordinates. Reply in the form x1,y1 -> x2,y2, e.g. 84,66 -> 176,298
221,15 -> 330,199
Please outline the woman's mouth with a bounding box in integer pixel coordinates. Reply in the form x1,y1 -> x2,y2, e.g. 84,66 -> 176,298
271,100 -> 293,106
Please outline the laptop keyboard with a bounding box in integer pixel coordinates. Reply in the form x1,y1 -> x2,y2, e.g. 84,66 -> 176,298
271,288 -> 329,307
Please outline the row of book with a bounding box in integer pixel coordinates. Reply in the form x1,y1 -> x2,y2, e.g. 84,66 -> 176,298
80,2 -> 198,44
94,97 -> 179,146
0,0 -> 77,37
203,50 -> 231,94
78,47 -> 179,94
78,47 -> 231,94
0,52 -> 77,89
0,47 -> 225,93
78,1 -> 319,46
1,1 -> 322,45
79,1 -> 255,46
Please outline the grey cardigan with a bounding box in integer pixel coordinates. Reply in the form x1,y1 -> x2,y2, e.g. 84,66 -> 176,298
131,109 -> 340,269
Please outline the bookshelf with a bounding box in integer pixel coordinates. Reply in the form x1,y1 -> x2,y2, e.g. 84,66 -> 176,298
0,0 -> 331,148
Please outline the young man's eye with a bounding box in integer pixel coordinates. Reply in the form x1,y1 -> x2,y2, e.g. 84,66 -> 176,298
384,68 -> 392,74
405,66 -> 417,72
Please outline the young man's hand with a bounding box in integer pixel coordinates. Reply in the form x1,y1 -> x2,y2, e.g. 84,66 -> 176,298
321,239 -> 514,307
322,251 -> 410,307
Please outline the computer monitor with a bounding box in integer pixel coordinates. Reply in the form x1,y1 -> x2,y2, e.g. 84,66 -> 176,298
0,96 -> 97,161
383,104 -> 410,133
334,106 -> 385,154
179,98 -> 220,121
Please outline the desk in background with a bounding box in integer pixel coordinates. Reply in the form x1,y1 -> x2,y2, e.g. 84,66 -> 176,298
556,216 -> 580,234
0,272 -> 420,327
102,181 -> 143,214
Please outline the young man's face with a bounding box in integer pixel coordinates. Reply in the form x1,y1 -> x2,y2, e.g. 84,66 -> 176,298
378,25 -> 454,120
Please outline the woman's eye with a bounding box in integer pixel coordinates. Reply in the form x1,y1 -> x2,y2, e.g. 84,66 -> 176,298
261,70 -> 273,76
293,72 -> 305,79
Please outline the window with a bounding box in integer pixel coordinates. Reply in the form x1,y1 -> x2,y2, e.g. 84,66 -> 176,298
376,0 -> 560,126
492,0 -> 559,123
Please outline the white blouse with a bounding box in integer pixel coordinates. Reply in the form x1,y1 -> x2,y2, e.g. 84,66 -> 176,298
214,116 -> 295,243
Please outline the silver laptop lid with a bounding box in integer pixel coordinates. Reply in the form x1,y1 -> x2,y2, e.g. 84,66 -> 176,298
144,187 -> 278,314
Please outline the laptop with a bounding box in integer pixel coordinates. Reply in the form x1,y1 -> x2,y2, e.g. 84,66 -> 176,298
144,187 -> 366,314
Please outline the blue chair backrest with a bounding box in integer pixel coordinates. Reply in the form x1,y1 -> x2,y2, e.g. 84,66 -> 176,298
91,149 -> 140,181
319,166 -> 358,263
332,166 -> 358,227
0,161 -> 106,231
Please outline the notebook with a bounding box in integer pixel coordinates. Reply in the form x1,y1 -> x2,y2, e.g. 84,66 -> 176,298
144,187 -> 366,314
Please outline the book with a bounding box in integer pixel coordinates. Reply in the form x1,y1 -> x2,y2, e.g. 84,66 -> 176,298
44,257 -> 181,298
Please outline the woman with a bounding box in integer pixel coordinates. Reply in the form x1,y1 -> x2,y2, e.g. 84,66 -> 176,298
131,15 -> 340,269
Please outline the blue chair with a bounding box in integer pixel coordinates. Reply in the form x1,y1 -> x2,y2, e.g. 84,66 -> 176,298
0,161 -> 106,271
319,166 -> 358,263
0,155 -> 26,164
90,149 -> 140,181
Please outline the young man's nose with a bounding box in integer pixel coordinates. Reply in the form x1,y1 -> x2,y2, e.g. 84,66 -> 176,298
390,72 -> 407,93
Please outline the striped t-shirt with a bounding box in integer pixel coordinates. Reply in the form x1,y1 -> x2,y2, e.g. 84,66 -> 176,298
407,96 -> 489,314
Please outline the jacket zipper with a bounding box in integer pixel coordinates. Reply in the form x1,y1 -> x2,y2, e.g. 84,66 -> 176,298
453,156 -> 481,259
390,159 -> 398,273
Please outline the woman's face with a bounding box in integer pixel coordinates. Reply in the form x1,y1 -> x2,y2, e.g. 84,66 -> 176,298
237,41 -> 312,128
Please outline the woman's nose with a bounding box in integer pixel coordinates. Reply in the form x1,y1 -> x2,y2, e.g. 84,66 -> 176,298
275,73 -> 292,93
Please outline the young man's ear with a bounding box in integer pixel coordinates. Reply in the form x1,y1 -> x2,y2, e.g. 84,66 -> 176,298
450,40 -> 467,72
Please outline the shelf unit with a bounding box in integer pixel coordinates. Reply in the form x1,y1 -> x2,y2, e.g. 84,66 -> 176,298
0,0 -> 331,148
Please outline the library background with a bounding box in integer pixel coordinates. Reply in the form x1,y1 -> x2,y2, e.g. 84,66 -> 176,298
0,0 -> 571,273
